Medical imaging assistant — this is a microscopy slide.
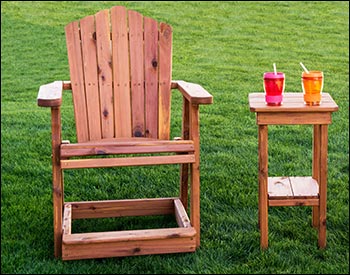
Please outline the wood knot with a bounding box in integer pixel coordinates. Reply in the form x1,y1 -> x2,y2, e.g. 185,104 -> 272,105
133,126 -> 143,137
52,187 -> 62,196
103,109 -> 109,117
163,29 -> 171,39
134,130 -> 143,137
152,59 -> 158,68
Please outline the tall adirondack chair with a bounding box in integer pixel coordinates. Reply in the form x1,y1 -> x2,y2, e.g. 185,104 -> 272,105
37,6 -> 213,260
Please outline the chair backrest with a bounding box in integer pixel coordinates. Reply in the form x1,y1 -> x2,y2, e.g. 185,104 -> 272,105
65,6 -> 172,142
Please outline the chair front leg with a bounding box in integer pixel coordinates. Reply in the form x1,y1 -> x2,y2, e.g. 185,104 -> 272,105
51,106 -> 63,258
189,103 -> 200,248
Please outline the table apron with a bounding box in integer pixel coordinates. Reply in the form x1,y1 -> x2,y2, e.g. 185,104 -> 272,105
256,112 -> 332,125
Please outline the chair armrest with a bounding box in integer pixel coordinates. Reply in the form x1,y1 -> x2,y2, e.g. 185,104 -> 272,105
171,80 -> 213,105
37,81 -> 64,107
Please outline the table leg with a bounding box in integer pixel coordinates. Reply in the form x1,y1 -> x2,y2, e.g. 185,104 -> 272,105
312,125 -> 320,228
258,125 -> 268,249
318,124 -> 328,248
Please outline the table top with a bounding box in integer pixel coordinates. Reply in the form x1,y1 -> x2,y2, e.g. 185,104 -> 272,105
249,93 -> 338,113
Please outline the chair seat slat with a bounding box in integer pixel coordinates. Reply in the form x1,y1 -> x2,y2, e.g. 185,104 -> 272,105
61,139 -> 195,157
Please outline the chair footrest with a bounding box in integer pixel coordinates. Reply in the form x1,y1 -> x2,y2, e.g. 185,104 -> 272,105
62,198 -> 196,260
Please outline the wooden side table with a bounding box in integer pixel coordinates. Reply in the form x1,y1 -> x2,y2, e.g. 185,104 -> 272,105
249,93 -> 338,249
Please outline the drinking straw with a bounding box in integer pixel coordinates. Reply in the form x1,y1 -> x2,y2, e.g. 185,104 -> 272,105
273,63 -> 277,75
300,62 -> 310,74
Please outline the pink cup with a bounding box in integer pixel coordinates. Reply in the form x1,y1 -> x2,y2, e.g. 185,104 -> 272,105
263,72 -> 285,106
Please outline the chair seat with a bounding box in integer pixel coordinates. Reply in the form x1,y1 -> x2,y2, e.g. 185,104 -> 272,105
61,138 -> 195,157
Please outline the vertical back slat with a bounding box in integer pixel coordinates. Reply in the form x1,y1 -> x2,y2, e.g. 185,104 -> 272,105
95,10 -> 114,138
144,17 -> 159,138
111,6 -> 132,137
128,10 -> 145,137
80,15 -> 102,140
65,21 -> 89,142
158,23 -> 172,140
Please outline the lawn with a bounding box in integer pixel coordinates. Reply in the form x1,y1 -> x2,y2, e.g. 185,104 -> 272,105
1,1 -> 349,274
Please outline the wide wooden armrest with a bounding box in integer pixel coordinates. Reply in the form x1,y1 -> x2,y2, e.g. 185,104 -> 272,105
37,81 -> 71,107
171,80 -> 213,105
37,81 -> 63,107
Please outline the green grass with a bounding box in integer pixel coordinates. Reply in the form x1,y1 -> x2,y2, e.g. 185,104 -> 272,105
1,1 -> 349,274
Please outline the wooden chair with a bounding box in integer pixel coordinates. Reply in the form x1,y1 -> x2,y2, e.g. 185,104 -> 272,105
37,6 -> 213,260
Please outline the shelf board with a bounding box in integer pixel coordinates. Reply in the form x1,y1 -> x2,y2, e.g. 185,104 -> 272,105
268,176 -> 319,199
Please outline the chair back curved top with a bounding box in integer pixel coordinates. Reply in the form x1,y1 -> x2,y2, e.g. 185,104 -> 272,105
65,6 -> 172,142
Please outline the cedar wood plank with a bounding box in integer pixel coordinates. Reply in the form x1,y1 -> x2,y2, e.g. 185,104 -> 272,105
95,10 -> 114,138
111,6 -> 132,137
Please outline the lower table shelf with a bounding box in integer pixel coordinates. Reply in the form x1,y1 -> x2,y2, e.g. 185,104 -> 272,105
268,176 -> 319,207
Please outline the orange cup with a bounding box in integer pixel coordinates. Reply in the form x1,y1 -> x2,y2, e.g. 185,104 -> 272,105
302,71 -> 323,106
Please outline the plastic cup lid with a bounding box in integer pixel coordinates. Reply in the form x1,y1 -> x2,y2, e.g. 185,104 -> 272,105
264,72 -> 285,79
